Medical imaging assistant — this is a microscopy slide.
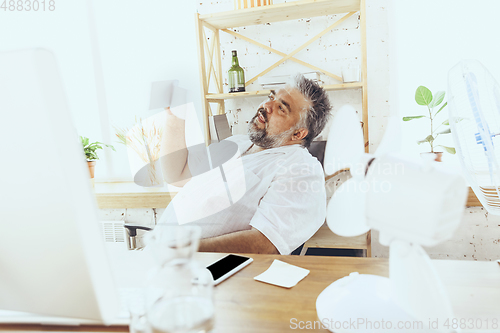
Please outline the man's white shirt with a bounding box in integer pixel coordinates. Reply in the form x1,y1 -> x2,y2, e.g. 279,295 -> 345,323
158,134 -> 326,255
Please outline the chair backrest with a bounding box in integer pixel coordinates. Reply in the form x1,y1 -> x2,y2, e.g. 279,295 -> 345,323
212,114 -> 232,141
307,140 -> 326,167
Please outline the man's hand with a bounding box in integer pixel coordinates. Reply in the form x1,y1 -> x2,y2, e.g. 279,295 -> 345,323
198,228 -> 279,254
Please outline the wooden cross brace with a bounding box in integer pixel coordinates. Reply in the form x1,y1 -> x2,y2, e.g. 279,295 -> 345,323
221,11 -> 356,85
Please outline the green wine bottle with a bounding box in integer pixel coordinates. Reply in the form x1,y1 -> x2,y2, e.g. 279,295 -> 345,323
228,50 -> 245,93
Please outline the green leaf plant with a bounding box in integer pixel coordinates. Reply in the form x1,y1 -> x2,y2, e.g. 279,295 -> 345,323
80,136 -> 116,161
402,85 -> 457,155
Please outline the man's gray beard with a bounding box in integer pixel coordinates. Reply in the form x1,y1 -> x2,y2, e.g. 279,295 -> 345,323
247,120 -> 296,149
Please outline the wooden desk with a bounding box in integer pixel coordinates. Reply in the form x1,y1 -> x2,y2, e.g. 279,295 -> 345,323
1,254 -> 499,332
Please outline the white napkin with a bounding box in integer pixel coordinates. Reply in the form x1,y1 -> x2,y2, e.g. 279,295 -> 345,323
254,259 -> 310,288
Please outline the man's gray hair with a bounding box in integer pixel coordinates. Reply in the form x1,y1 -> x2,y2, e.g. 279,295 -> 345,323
292,74 -> 332,148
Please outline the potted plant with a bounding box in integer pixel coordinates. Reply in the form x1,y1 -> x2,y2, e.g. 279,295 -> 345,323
80,136 -> 115,179
402,85 -> 456,162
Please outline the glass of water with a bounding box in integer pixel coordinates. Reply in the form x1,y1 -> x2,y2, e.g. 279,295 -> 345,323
144,225 -> 214,333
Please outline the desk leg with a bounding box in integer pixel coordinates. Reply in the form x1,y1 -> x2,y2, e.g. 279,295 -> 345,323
299,244 -> 308,256
366,231 -> 372,257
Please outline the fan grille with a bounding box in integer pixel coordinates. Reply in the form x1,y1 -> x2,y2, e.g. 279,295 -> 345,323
448,60 -> 500,214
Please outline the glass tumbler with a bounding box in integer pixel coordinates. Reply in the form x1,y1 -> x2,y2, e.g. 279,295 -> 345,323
144,225 -> 214,333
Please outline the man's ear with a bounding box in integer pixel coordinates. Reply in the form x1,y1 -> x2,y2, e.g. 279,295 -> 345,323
292,128 -> 308,142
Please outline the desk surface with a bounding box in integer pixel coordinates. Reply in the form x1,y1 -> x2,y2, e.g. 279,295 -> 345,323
1,254 -> 499,332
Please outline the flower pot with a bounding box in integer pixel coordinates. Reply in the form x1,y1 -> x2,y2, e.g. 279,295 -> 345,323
87,161 -> 96,178
420,152 -> 443,162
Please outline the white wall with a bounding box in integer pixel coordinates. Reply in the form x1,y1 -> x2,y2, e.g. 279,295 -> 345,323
0,0 -> 102,153
91,0 -> 201,180
1,0 -> 202,181
392,0 -> 500,165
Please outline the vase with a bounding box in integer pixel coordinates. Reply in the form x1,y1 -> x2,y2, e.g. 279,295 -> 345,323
87,161 -> 96,188
87,161 -> 96,178
420,152 -> 443,162
134,159 -> 164,188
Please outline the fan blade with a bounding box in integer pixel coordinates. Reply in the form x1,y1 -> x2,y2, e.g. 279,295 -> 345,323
326,177 -> 370,237
374,116 -> 401,157
324,105 -> 365,176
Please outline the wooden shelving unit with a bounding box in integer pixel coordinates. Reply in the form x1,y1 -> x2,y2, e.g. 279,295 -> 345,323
195,0 -> 369,151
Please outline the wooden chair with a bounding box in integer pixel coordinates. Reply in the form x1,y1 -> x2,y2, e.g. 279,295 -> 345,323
300,225 -> 371,256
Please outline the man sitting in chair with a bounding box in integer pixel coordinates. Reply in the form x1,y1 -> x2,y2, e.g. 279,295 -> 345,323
159,74 -> 331,255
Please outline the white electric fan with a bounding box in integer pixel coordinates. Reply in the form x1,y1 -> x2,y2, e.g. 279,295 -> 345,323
317,105 -> 468,333
448,59 -> 500,214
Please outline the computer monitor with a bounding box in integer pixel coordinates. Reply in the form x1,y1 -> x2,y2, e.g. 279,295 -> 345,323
0,48 -> 120,324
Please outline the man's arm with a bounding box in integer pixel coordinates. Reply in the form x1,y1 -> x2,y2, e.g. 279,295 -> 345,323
160,107 -> 192,187
198,227 -> 279,254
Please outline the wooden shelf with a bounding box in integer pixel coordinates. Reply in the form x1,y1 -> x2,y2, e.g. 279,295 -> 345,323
94,182 -> 178,209
199,0 -> 361,29
206,82 -> 363,100
93,182 -> 481,209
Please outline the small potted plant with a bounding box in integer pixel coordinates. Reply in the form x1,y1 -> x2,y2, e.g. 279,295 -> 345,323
403,85 -> 456,162
80,136 -> 115,179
